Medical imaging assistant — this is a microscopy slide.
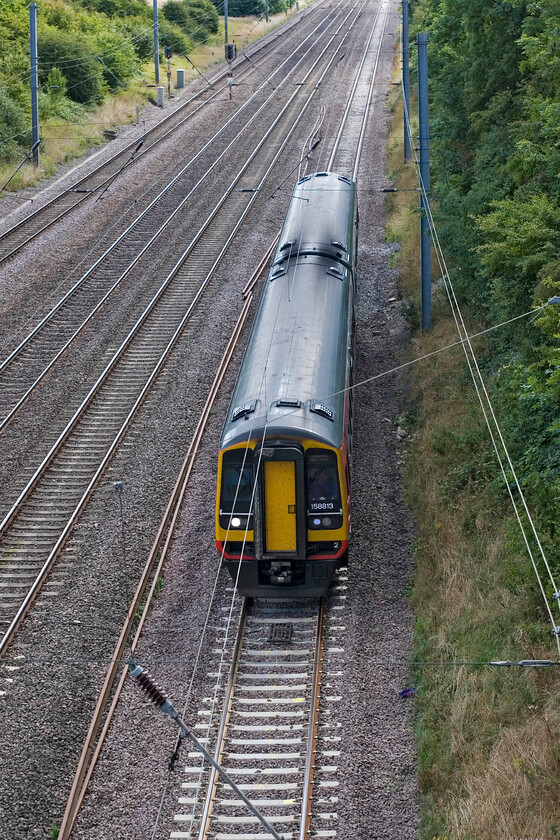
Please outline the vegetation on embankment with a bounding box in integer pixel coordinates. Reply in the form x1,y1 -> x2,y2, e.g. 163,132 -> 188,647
0,0 -> 303,193
386,1 -> 560,837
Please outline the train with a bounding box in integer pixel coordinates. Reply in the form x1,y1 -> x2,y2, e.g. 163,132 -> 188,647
215,170 -> 357,597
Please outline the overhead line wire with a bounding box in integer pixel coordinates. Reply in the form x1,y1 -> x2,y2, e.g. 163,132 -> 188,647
400,72 -> 560,654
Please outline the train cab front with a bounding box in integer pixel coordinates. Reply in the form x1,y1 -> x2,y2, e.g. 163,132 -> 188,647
215,441 -> 347,597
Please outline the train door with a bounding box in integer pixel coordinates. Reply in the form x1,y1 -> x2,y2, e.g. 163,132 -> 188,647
257,445 -> 306,567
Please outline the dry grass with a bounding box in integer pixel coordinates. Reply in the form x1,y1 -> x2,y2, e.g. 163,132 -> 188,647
407,328 -> 560,836
450,706 -> 560,838
386,44 -> 560,840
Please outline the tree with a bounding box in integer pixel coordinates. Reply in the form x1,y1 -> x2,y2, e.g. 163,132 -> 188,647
0,82 -> 29,163
162,0 -> 219,42
38,27 -> 107,105
208,0 -> 265,16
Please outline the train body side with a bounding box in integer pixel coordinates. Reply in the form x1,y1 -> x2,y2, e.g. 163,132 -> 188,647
215,172 -> 357,597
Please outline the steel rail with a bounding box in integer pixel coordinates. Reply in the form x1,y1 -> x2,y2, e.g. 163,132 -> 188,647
299,597 -> 326,840
326,0 -> 386,170
352,0 -> 392,181
0,0 -> 330,266
0,0 -> 356,434
56,271 -> 260,840
193,600 -> 325,840
0,0 -> 368,656
196,600 -> 250,840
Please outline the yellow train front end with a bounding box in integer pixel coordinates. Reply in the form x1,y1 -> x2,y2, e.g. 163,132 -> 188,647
215,438 -> 349,596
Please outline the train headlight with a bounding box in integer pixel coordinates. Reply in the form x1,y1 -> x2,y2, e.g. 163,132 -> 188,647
231,517 -> 242,528
323,517 -> 332,527
313,518 -> 321,526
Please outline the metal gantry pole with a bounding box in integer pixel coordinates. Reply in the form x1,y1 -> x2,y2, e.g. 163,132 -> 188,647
224,0 -> 229,47
417,31 -> 431,331
153,0 -> 160,85
29,3 -> 39,169
402,1 -> 410,163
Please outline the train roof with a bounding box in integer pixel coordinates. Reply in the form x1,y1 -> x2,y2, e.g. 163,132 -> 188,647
272,172 -> 356,269
220,172 -> 356,451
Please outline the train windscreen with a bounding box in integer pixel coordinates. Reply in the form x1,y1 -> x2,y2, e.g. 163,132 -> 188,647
306,449 -> 343,530
220,449 -> 254,529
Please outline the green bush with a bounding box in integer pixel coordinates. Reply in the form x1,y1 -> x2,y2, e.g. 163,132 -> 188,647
94,27 -> 141,89
183,0 -> 219,41
38,27 -> 107,105
0,83 -> 30,163
209,0 -> 265,16
157,17 -> 192,56
162,0 -> 218,44
44,66 -> 67,100
79,0 -> 151,18
121,16 -> 154,61
39,66 -> 87,121
163,1 -> 195,31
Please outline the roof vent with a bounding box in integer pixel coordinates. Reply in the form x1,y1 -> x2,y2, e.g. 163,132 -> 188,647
275,398 -> 301,409
310,402 -> 334,421
232,401 -> 256,422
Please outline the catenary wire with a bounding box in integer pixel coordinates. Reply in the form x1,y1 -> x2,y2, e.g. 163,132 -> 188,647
401,75 -> 560,654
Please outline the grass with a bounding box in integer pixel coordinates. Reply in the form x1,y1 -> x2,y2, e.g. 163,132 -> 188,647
386,46 -> 560,840
0,5 -> 309,197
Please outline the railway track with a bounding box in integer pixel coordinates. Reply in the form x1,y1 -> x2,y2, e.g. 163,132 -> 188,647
55,244 -> 275,840
0,0 -> 368,653
0,0 -> 326,266
187,596 -> 326,840
327,0 -> 391,177
0,0 -> 358,439
0,0 -> 395,834
170,572 -> 348,840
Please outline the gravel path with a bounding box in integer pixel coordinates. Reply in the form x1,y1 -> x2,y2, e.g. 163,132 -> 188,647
0,1 -> 419,837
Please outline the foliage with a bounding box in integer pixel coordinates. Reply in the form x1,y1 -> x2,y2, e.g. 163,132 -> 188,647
0,82 -> 30,163
38,26 -> 108,105
80,0 -> 152,17
407,0 -> 560,577
119,16 -> 154,61
476,193 -> 560,322
271,0 -> 289,12
404,0 -> 560,835
157,17 -> 192,56
0,0 -> 168,163
209,0 -> 266,17
162,0 -> 219,42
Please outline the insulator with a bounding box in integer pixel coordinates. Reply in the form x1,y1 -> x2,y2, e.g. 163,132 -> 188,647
136,669 -> 168,708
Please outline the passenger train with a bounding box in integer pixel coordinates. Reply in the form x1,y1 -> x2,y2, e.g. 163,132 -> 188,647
215,171 -> 357,597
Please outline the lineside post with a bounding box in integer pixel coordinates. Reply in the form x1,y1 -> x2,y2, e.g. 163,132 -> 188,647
153,0 -> 160,85
417,31 -> 431,331
29,3 -> 39,169
402,1 -> 410,163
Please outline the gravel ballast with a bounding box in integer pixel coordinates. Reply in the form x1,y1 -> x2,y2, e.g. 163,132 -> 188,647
0,2 -> 419,837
